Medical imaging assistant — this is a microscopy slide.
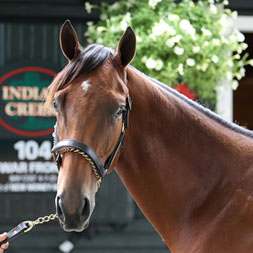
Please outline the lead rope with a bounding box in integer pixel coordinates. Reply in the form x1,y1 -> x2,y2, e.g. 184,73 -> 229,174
0,213 -> 58,246
23,213 -> 58,232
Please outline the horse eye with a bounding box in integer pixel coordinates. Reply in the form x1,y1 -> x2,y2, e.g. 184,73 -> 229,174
53,100 -> 58,112
115,106 -> 125,118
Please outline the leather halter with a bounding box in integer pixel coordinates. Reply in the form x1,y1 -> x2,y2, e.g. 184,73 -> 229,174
51,91 -> 131,187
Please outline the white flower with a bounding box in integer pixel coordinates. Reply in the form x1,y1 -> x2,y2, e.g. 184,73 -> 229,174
110,2 -> 120,11
201,63 -> 208,72
168,14 -> 179,21
120,20 -> 128,31
174,34 -> 182,42
226,71 -> 233,80
149,33 -> 157,40
231,80 -> 239,90
127,0 -> 136,6
186,58 -> 195,67
204,41 -> 209,47
241,43 -> 248,50
239,67 -> 246,77
136,36 -> 143,42
144,58 -> 163,71
166,35 -> 182,48
167,26 -> 176,36
232,11 -> 238,19
234,54 -> 240,60
211,55 -> 219,63
237,45 -> 244,54
174,46 -> 184,55
141,56 -> 148,63
148,0 -> 162,9
219,14 -> 233,33
96,38 -> 103,44
85,2 -> 92,14
212,38 -> 221,46
152,20 -> 176,36
201,28 -> 212,36
192,46 -> 200,53
100,13 -> 107,20
189,1 -> 194,7
87,38 -> 93,44
227,59 -> 233,67
111,25 -> 120,33
179,19 -> 196,37
178,64 -> 184,75
249,59 -> 253,66
155,60 -> 164,71
97,26 -> 106,33
166,38 -> 175,48
222,37 -> 229,44
124,12 -> 131,22
223,0 -> 229,5
120,12 -> 131,31
237,69 -> 245,78
209,4 -> 217,14
87,21 -> 93,26
237,31 -> 245,42
152,24 -> 163,36
236,73 -> 242,80
146,58 -> 156,69
179,19 -> 190,29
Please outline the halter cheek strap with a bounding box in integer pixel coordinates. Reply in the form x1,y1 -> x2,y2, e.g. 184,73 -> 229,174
51,95 -> 131,188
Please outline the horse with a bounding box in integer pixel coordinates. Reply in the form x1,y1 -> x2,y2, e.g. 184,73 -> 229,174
46,20 -> 253,252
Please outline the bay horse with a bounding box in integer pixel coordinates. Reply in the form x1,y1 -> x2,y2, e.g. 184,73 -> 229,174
46,20 -> 253,252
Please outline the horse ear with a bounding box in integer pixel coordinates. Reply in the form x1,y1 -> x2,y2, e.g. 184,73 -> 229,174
60,20 -> 82,61
114,26 -> 136,67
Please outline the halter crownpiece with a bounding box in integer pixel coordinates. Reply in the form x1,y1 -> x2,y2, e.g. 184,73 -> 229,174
51,95 -> 132,189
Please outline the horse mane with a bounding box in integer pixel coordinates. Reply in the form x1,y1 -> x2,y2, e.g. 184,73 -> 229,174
45,43 -> 253,139
130,66 -> 253,139
45,44 -> 113,107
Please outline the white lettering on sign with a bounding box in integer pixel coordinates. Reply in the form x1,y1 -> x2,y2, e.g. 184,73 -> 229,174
0,161 -> 28,173
14,140 -> 52,160
9,174 -> 37,183
1,86 -> 48,100
0,140 -> 58,192
28,161 -> 58,174
0,183 -> 57,192
0,161 -> 57,174
4,102 -> 55,117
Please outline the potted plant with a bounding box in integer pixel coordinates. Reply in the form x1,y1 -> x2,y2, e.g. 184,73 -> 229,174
84,0 -> 253,109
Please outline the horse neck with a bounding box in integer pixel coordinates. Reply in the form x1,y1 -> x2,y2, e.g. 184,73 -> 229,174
116,67 -> 253,249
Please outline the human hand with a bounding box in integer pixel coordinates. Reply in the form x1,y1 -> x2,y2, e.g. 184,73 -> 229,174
0,233 -> 9,252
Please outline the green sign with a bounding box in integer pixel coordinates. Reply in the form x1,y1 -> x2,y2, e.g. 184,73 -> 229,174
0,66 -> 56,137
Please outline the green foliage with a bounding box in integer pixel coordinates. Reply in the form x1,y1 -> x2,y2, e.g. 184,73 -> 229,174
85,0 -> 253,103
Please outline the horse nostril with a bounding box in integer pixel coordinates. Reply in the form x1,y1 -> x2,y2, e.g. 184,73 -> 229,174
82,197 -> 90,221
56,196 -> 64,221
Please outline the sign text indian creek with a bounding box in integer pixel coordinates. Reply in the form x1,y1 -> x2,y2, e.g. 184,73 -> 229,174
0,66 -> 58,192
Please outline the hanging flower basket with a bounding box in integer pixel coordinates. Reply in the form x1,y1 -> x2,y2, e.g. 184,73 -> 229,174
84,0 -> 253,107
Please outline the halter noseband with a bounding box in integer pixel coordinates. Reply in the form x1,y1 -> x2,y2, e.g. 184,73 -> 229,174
51,94 -> 131,189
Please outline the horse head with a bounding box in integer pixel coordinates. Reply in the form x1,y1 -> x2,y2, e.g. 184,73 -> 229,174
47,20 -> 136,232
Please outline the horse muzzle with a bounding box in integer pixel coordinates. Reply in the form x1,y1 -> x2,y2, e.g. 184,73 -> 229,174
55,194 -> 92,232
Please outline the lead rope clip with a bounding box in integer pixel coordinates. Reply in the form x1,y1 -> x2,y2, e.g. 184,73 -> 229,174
0,213 -> 58,246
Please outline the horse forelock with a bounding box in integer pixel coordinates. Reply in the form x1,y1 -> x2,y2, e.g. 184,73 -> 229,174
45,44 -> 113,107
